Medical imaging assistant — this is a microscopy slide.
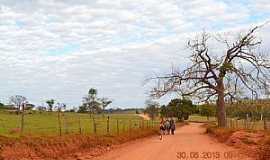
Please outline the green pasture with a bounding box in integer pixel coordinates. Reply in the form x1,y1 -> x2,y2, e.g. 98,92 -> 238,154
188,114 -> 216,122
0,111 -> 158,137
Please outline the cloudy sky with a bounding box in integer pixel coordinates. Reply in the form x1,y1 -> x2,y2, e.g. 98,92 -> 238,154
0,0 -> 269,108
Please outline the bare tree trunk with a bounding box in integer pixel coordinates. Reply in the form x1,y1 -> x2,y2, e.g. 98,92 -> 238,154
217,80 -> 226,127
17,104 -> 20,115
103,107 -> 105,118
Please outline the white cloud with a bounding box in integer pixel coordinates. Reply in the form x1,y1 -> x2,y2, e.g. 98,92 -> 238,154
0,0 -> 269,107
253,0 -> 270,11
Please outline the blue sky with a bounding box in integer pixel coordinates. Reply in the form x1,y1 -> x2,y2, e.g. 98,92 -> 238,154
0,0 -> 269,108
47,43 -> 80,56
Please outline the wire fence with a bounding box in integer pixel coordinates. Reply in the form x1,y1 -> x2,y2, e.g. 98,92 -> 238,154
188,115 -> 270,130
226,118 -> 270,130
0,112 -> 160,137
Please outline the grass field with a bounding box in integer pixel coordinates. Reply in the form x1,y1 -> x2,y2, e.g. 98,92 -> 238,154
188,115 -> 216,122
0,110 -> 158,137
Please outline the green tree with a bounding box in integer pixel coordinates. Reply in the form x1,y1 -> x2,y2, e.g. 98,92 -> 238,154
46,99 -> 55,112
167,98 -> 195,121
82,88 -> 101,117
88,88 -> 97,100
160,105 -> 169,118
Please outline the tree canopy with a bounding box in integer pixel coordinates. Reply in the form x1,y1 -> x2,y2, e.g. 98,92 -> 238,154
46,99 -> 55,112
161,98 -> 195,121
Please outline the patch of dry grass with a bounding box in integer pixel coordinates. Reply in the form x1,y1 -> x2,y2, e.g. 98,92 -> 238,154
206,125 -> 235,142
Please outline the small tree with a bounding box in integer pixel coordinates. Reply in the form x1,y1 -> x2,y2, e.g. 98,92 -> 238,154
9,95 -> 27,114
144,100 -> 159,120
82,88 -> 101,117
46,99 -> 55,112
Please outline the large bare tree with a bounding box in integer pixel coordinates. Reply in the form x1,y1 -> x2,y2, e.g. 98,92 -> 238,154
149,26 -> 270,127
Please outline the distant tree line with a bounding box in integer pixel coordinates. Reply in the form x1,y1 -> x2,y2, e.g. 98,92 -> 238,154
144,98 -> 196,121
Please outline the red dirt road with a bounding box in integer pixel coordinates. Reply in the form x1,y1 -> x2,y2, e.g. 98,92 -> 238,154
91,123 -> 252,160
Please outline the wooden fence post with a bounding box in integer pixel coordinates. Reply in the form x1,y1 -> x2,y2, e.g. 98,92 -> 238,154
93,117 -> 96,134
117,120 -> 119,135
107,116 -> 110,134
245,114 -> 249,129
78,117 -> 82,134
20,103 -> 25,137
129,120 -> 131,135
64,116 -> 68,134
122,122 -> 125,133
58,110 -> 62,136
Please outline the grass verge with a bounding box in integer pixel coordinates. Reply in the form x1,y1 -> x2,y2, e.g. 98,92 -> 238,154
0,128 -> 159,160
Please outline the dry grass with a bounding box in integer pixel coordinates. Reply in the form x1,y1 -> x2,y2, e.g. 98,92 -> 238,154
206,125 -> 235,142
0,128 -> 159,160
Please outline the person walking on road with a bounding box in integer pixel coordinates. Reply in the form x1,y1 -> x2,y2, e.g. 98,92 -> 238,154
170,119 -> 176,135
164,119 -> 171,135
159,118 -> 165,140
